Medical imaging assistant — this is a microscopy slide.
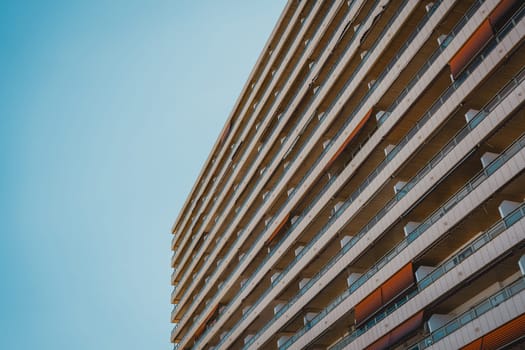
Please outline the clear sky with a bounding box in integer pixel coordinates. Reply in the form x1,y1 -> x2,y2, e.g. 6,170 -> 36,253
0,1 -> 285,349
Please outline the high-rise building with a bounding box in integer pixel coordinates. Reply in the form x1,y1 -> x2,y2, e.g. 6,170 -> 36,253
170,0 -> 525,349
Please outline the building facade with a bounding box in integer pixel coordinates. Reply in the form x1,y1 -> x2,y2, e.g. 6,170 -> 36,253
171,0 -> 525,349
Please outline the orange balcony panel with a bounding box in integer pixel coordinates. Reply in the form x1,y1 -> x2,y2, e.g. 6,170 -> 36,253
324,107 -> 375,171
389,311 -> 423,345
355,288 -> 382,325
489,0 -> 521,32
461,338 -> 483,350
460,310 -> 525,349
265,213 -> 290,245
482,312 -> 525,349
367,312 -> 423,350
449,20 -> 494,79
381,263 -> 414,304
355,263 -> 414,325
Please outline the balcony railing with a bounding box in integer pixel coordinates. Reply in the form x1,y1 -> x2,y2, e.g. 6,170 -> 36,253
280,47 -> 525,348
330,196 -> 525,349
171,0 -> 321,269
245,1 -> 509,347
287,123 -> 525,349
190,0 -> 426,346
407,278 -> 525,350
334,272 -> 525,350
181,0 -> 524,348
177,0 -> 394,343
172,0 -> 317,255
172,0 -> 342,309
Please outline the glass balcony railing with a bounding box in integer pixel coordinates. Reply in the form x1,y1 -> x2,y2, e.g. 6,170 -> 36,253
254,11 -> 525,348
190,0 -> 421,346
172,0 -> 344,307
178,0 -> 523,345
334,265 -> 525,350
171,0 -> 323,278
173,1 -> 322,245
243,1 -> 503,347
283,95 -> 525,349
171,0 -> 325,269
282,72 -> 525,350
179,0 -> 391,342
407,277 -> 525,350
284,14 -> 525,344
173,1 -> 319,242
329,201 -> 525,349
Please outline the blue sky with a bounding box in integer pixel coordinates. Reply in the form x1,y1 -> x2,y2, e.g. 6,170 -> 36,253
0,1 -> 285,349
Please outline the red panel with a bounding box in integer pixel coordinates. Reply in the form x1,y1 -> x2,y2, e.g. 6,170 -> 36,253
265,213 -> 290,245
381,263 -> 415,304
482,313 -> 525,349
355,264 -> 414,325
324,107 -> 375,171
389,311 -> 424,346
366,312 -> 423,350
461,338 -> 483,350
355,288 -> 382,325
449,20 -> 494,79
489,0 -> 521,32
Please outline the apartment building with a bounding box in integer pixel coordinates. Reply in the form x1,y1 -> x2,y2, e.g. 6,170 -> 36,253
170,0 -> 525,349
